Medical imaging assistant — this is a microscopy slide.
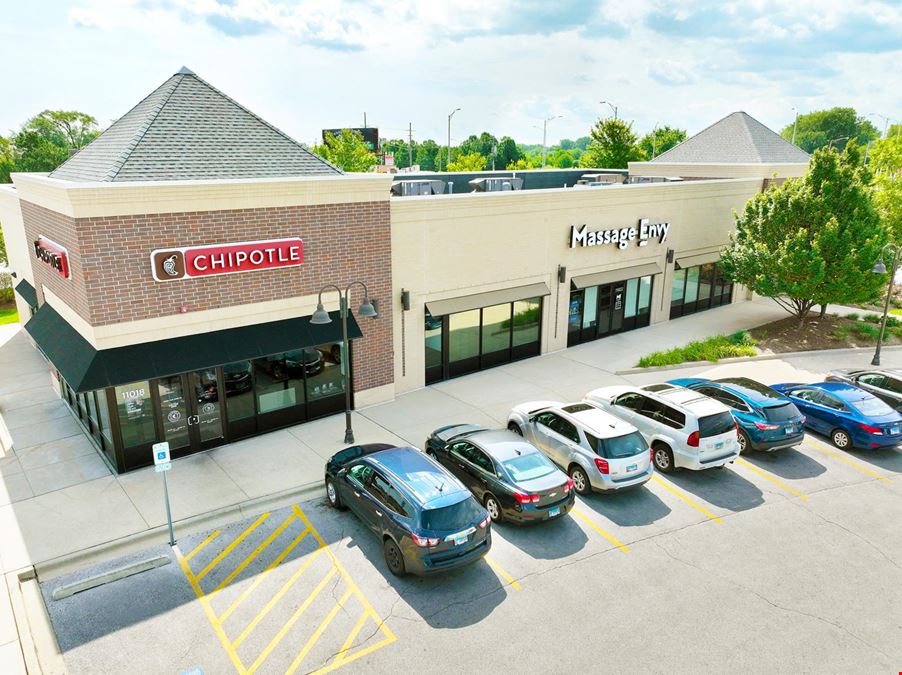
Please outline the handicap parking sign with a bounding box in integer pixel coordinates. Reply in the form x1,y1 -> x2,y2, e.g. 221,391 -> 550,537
152,442 -> 171,466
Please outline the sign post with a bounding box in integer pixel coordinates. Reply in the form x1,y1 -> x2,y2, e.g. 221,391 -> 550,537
152,442 -> 175,546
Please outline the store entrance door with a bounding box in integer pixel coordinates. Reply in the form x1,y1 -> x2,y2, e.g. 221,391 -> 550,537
157,368 -> 225,459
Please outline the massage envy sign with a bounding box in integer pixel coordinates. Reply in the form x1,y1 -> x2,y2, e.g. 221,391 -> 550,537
569,218 -> 671,250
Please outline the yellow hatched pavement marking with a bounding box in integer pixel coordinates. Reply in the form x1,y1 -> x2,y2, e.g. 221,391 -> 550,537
571,507 -> 630,553
485,556 -> 522,590
184,530 -> 221,562
735,458 -> 809,501
651,475 -> 723,523
284,589 -> 354,675
805,438 -> 892,484
213,514 -> 297,593
196,512 -> 270,582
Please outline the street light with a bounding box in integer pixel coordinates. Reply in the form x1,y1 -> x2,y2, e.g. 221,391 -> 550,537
445,107 -> 461,171
870,243 -> 900,366
310,281 -> 378,443
791,107 -> 799,145
869,113 -> 892,139
541,115 -> 562,168
827,136 -> 850,150
600,100 -> 618,119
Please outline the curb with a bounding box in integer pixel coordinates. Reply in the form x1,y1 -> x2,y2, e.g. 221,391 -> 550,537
616,345 -> 902,375
35,480 -> 324,581
50,555 -> 171,601
5,568 -> 66,675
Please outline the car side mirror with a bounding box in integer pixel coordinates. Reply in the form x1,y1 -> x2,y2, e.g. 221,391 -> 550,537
337,468 -> 348,478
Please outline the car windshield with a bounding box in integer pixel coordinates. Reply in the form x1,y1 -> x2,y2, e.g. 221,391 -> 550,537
502,453 -> 556,482
596,431 -> 647,459
763,403 -> 800,422
849,396 -> 894,417
716,377 -> 781,400
419,497 -> 484,531
698,412 -> 735,438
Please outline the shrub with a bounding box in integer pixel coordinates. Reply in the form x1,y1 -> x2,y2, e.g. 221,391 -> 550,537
637,332 -> 757,368
832,324 -> 852,341
862,313 -> 882,324
853,323 -> 881,340
845,312 -> 860,321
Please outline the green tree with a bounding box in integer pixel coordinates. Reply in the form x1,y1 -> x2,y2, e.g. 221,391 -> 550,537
11,110 -> 100,173
546,148 -> 576,168
495,136 -> 522,169
869,133 -> 902,242
447,152 -> 487,172
414,139 -> 440,171
312,129 -> 375,172
780,107 -> 879,153
720,146 -> 886,322
382,138 -> 416,169
638,126 -> 686,160
581,118 -> 643,169
459,132 -> 498,160
887,124 -> 902,139
0,136 -> 14,184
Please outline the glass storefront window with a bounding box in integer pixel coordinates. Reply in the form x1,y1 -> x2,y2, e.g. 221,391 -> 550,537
568,293 -> 583,333
582,286 -> 598,329
95,391 -> 115,460
425,315 -> 443,370
114,381 -> 156,448
77,393 -> 87,420
482,303 -> 512,354
512,298 -> 541,347
624,278 -> 638,319
698,263 -> 714,302
671,269 -> 686,305
86,392 -> 99,432
449,310 -> 480,362
684,267 -> 700,303
306,343 -> 346,402
638,276 -> 652,314
253,353 -> 305,414
224,361 -> 255,421
671,262 -> 731,318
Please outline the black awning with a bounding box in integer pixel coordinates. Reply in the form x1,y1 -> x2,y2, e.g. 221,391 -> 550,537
24,304 -> 361,393
14,279 -> 38,307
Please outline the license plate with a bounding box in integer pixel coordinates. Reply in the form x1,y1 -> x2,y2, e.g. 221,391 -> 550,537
626,464 -> 638,472
891,426 -> 900,435
785,426 -> 796,435
715,441 -> 724,449
453,534 -> 468,546
548,506 -> 560,517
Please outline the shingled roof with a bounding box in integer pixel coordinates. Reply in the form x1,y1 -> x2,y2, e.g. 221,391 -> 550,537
49,67 -> 341,182
651,111 -> 810,164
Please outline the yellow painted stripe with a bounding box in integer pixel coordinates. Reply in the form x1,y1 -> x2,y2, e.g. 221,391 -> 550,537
284,589 -> 354,675
735,458 -> 809,501
218,527 -> 311,623
184,530 -> 221,563
246,567 -> 338,674
233,549 -> 327,648
651,475 -> 723,523
196,512 -> 270,582
311,634 -> 397,675
175,547 -> 247,674
212,514 -> 296,593
571,508 -> 630,553
805,438 -> 892,484
331,609 -> 371,668
485,556 -> 522,591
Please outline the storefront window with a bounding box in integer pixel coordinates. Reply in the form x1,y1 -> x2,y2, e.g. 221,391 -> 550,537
224,361 -> 255,421
684,266 -> 700,303
481,303 -> 512,354
253,353 -> 305,414
671,269 -> 687,308
638,276 -> 652,314
95,391 -> 115,461
671,262 -> 730,318
114,381 -> 156,448
77,393 -> 88,420
624,278 -> 638,319
86,392 -> 99,433
582,286 -> 598,329
306,343 -> 345,403
698,263 -> 714,303
568,293 -> 583,333
425,316 -> 443,370
512,298 -> 541,347
449,310 -> 480,362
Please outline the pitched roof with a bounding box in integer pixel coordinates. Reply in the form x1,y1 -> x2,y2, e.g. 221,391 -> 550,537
49,67 -> 341,182
651,111 -> 810,165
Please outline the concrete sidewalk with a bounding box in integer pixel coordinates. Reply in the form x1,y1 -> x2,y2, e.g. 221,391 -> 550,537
0,296 -> 884,671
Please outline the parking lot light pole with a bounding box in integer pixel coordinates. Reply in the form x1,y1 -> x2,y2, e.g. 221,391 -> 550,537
871,243 -> 900,366
310,281 -> 378,444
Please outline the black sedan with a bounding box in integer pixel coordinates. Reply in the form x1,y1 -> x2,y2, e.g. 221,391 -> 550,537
324,444 -> 491,576
826,368 -> 902,411
425,425 -> 575,524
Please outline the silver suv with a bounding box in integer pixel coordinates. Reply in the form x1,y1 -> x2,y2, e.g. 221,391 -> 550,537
585,384 -> 739,473
507,400 -> 652,494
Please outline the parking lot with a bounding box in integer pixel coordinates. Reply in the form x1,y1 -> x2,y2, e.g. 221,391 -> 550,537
43,423 -> 902,674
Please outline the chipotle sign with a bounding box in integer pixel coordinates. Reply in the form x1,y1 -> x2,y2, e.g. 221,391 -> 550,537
34,237 -> 70,279
150,238 -> 304,282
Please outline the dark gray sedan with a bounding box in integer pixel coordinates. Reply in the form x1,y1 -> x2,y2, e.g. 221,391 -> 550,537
825,368 -> 902,411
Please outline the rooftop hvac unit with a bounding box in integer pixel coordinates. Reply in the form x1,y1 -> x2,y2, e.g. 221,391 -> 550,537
576,173 -> 624,186
625,175 -> 682,184
469,177 -> 524,192
391,179 -> 446,196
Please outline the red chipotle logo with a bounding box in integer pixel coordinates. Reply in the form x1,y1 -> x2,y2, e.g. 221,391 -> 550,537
33,237 -> 70,279
150,238 -> 304,282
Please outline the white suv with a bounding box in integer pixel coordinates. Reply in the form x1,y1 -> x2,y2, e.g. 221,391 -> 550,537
584,384 -> 739,473
507,400 -> 653,494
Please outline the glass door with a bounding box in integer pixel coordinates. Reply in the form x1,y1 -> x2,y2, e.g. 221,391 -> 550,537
158,375 -> 190,453
594,285 -> 612,339
189,369 -> 225,448
610,284 -> 625,333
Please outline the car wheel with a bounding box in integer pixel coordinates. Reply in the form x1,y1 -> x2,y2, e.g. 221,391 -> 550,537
653,443 -> 675,473
484,494 -> 503,523
325,478 -> 345,510
383,538 -> 406,577
507,422 -> 522,436
569,465 -> 591,495
831,428 -> 851,450
737,429 -> 751,454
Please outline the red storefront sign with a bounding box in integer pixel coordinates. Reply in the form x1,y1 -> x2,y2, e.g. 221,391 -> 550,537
33,237 -> 70,279
150,238 -> 304,282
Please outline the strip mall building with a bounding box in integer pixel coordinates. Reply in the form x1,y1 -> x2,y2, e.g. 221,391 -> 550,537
0,68 -> 810,473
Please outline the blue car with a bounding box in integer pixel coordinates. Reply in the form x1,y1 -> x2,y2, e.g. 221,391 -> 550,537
770,381 -> 902,450
668,377 -> 805,453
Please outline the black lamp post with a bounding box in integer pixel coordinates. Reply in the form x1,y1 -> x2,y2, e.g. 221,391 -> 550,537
310,281 -> 377,444
871,244 -> 900,366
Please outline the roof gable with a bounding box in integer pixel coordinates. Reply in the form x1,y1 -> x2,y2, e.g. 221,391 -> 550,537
50,67 -> 341,182
651,111 -> 810,165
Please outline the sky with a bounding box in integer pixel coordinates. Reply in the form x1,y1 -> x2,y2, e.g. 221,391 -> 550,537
2,0 -> 901,147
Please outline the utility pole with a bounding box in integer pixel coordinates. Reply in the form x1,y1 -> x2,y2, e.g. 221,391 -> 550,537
791,108 -> 799,145
408,122 -> 414,167
363,112 -> 367,128
651,123 -> 659,159
446,107 -> 460,171
541,115 -> 562,168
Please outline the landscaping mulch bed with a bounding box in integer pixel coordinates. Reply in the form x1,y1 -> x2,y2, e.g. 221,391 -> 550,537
748,314 -> 901,353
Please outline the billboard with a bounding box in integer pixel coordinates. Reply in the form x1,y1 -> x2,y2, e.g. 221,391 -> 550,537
322,127 -> 379,153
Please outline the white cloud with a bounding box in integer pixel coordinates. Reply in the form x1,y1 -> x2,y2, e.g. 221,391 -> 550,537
68,7 -> 113,29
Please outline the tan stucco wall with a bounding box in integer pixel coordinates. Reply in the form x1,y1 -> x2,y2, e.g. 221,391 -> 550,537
0,186 -> 33,319
627,161 -> 809,180
390,178 -> 764,394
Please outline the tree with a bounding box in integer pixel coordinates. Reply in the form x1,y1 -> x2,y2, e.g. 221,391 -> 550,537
447,152 -> 486,172
869,134 -> 902,243
720,146 -> 886,322
887,124 -> 902,140
11,110 -> 100,173
547,149 -> 576,168
415,139 -> 440,171
638,126 -> 686,160
311,129 -> 375,172
0,136 -> 14,184
780,107 -> 879,153
495,136 -> 522,169
381,138 -> 416,169
459,132 -> 497,160
581,118 -> 643,169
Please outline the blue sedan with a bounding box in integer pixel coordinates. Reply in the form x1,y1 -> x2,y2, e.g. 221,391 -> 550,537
669,377 -> 805,453
770,381 -> 902,450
